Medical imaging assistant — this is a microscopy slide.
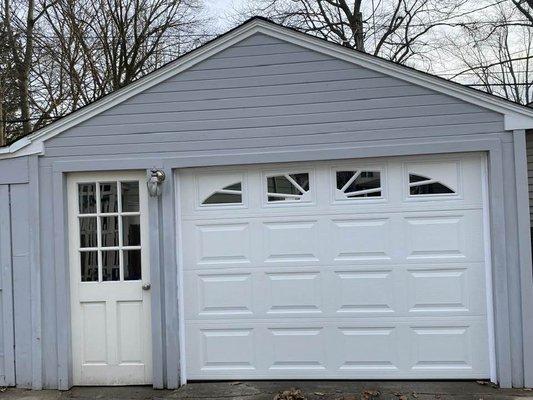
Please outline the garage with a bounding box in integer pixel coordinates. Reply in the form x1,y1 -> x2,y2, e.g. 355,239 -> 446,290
179,153 -> 492,380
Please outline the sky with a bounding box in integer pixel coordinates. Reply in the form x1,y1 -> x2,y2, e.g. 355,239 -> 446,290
204,0 -> 248,30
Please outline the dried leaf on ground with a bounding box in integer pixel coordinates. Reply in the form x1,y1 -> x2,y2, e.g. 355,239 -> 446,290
362,390 -> 380,399
274,388 -> 307,400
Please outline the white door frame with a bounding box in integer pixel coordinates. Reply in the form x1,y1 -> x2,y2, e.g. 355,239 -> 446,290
174,152 -> 496,384
67,170 -> 153,385
481,154 -> 497,382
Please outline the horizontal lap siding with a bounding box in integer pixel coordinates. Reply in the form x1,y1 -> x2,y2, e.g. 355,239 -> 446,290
43,33 -> 505,160
527,132 -> 533,226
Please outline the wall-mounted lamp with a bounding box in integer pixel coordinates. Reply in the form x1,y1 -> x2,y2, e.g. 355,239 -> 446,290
147,168 -> 166,197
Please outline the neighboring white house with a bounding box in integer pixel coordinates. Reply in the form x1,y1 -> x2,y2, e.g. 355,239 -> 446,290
0,17 -> 533,390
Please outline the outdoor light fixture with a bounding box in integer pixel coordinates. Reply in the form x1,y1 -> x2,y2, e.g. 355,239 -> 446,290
147,168 -> 166,197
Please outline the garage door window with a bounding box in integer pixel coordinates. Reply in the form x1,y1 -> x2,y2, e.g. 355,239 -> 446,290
409,173 -> 455,196
336,170 -> 382,199
202,182 -> 243,205
266,173 -> 310,202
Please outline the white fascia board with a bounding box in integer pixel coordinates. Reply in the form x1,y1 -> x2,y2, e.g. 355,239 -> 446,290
3,17 -> 533,160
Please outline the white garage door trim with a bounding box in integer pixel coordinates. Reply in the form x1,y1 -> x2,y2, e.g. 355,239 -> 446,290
175,153 -> 496,384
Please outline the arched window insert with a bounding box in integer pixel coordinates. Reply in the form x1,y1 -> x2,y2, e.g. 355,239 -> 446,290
267,173 -> 309,202
202,182 -> 242,204
336,170 -> 382,198
409,174 -> 455,195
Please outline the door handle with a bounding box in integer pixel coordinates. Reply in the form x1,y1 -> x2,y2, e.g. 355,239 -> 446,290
142,283 -> 151,291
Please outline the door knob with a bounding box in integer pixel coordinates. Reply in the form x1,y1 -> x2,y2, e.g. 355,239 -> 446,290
142,283 -> 151,291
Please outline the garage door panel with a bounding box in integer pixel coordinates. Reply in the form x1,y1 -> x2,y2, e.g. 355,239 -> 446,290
332,268 -> 397,315
329,218 -> 393,262
402,210 -> 484,262
265,271 -> 323,315
180,153 -> 490,380
405,264 -> 486,315
408,320 -> 489,374
262,220 -> 321,263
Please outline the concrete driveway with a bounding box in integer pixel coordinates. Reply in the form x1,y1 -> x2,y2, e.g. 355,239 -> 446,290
1,381 -> 532,400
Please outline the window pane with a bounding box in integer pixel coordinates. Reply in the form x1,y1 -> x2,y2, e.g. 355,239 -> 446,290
121,181 -> 140,212
124,249 -> 141,281
123,215 -> 141,246
79,217 -> 97,248
102,250 -> 120,281
101,216 -> 119,247
203,192 -> 242,204
290,173 -> 310,191
336,171 -> 354,190
78,183 -> 96,214
267,173 -> 309,202
223,182 -> 241,191
100,182 -> 118,213
80,251 -> 98,282
409,174 -> 429,183
410,182 -> 455,195
347,171 -> 381,197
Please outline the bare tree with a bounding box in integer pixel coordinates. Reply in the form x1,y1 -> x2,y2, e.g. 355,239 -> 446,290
443,1 -> 533,104
41,0 -> 209,104
0,0 -> 210,142
237,0 -> 472,67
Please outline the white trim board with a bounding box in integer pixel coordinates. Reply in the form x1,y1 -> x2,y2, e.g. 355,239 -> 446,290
3,17 -> 533,159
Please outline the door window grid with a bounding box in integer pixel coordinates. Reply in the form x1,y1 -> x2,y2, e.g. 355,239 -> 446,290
78,180 -> 141,282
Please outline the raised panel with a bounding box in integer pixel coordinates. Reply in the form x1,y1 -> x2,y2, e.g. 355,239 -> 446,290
82,302 -> 107,364
196,223 -> 251,265
116,301 -> 143,364
404,215 -> 465,259
407,268 -> 468,312
266,272 -> 321,314
268,328 -> 326,370
334,270 -> 395,314
200,329 -> 255,370
410,326 -> 472,370
197,273 -> 253,316
330,219 -> 391,261
263,221 -> 319,262
338,327 -> 398,370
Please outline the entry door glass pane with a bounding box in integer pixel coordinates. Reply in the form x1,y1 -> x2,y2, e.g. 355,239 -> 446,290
100,182 -> 118,213
79,183 -> 96,214
77,180 -> 143,283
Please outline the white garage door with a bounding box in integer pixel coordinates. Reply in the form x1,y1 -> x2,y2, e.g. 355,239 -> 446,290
178,153 -> 491,380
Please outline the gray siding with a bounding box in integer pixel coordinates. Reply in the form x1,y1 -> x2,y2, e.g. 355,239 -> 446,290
43,33 -> 505,162
527,131 -> 533,226
0,183 -> 27,387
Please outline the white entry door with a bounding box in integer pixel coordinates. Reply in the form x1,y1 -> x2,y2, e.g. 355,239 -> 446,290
68,171 -> 152,385
179,153 -> 492,380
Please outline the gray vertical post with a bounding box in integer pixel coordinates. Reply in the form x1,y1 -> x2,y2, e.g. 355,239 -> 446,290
513,130 -> 533,387
29,156 -> 42,389
147,169 -> 165,388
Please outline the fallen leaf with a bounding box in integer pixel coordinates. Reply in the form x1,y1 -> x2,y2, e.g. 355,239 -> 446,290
274,388 -> 307,400
362,390 -> 380,400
